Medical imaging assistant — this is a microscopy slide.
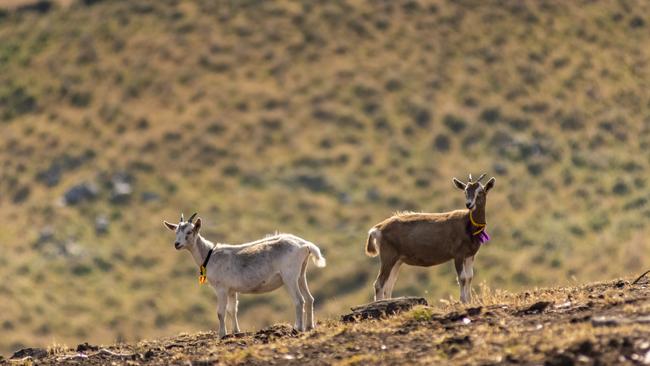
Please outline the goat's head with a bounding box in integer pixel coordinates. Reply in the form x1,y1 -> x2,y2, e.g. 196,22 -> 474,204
452,173 -> 496,210
163,212 -> 202,250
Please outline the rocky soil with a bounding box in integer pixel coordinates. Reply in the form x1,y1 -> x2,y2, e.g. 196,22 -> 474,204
6,276 -> 649,365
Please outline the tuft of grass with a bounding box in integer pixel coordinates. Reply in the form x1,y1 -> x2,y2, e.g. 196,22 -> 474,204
407,306 -> 438,322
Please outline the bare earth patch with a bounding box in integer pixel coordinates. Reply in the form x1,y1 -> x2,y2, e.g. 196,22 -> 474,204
7,278 -> 649,365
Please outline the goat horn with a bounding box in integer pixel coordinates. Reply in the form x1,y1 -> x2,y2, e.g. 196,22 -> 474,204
468,173 -> 473,183
188,212 -> 198,223
477,173 -> 487,182
180,213 -> 184,222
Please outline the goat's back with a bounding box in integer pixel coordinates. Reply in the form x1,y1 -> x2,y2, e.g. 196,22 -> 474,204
373,210 -> 472,266
210,234 -> 315,293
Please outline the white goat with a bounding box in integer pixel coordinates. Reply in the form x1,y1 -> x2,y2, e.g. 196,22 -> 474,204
163,213 -> 326,337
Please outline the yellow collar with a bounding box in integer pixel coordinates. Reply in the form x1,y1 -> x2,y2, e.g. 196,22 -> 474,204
469,210 -> 486,235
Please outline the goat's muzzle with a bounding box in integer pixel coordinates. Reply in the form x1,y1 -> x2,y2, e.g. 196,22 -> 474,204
174,242 -> 181,250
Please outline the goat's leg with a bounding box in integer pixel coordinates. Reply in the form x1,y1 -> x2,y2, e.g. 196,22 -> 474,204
373,256 -> 398,301
282,271 -> 305,331
455,257 -> 474,303
463,256 -> 475,303
384,260 -> 403,299
297,258 -> 315,330
216,288 -> 228,337
454,258 -> 466,303
227,291 -> 240,334
373,243 -> 399,301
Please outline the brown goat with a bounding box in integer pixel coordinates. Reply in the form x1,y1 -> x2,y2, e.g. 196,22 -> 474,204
365,174 -> 495,303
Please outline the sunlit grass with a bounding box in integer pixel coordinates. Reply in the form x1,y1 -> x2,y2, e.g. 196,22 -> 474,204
0,0 -> 649,356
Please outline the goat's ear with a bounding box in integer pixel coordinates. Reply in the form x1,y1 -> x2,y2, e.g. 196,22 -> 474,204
163,221 -> 177,231
193,218 -> 202,233
484,177 -> 496,192
452,178 -> 466,190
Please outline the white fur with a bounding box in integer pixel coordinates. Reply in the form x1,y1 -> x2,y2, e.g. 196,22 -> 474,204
368,227 -> 381,248
459,256 -> 474,303
164,219 -> 326,337
304,241 -> 327,267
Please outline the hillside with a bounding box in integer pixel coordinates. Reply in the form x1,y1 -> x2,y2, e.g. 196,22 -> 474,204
5,277 -> 650,365
1,0 -> 650,355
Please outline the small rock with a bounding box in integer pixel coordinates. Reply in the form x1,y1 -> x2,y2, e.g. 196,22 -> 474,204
440,311 -> 466,323
395,328 -> 410,335
577,355 -> 590,363
141,191 -> 160,203
76,342 -> 99,352
544,353 -> 575,366
110,181 -> 132,204
37,227 -> 55,245
342,297 -> 428,322
36,153 -> 94,187
443,335 -> 472,346
636,315 -> 650,324
433,134 -> 451,152
366,188 -> 381,202
519,301 -> 552,315
12,185 -> 31,203
576,340 -> 594,355
292,174 -> 331,193
493,162 -> 508,176
630,16 -> 645,28
443,114 -> 467,133
37,164 -> 62,187
63,182 -> 99,205
591,316 -> 620,327
592,315 -> 650,327
612,180 -> 629,195
338,192 -> 351,204
63,240 -> 85,258
11,347 -> 48,359
95,215 -> 109,235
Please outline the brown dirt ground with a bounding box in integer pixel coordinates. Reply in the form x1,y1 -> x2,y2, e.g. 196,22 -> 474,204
6,277 -> 650,365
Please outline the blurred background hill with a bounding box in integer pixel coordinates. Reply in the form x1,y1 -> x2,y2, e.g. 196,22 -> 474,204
1,0 -> 649,356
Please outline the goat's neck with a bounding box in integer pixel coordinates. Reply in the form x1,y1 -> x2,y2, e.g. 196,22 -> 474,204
471,202 -> 487,224
188,234 -> 216,267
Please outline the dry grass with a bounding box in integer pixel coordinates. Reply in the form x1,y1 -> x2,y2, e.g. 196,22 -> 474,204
1,0 -> 650,356
12,277 -> 650,365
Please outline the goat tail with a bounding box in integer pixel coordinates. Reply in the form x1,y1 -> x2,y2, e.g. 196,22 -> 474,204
365,227 -> 381,257
305,242 -> 327,268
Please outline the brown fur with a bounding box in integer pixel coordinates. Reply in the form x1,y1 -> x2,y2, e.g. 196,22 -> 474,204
365,175 -> 495,302
369,210 -> 480,266
365,234 -> 377,256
